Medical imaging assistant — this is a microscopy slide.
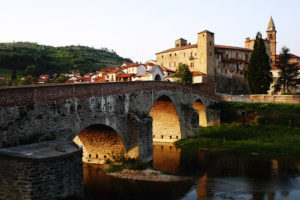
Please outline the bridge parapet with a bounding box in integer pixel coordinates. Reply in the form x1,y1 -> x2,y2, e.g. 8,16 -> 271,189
0,81 -> 219,107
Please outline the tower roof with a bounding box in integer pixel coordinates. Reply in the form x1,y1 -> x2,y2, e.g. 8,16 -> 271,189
267,16 -> 276,32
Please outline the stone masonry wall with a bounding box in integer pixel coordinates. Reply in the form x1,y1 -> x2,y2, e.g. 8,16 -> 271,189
0,82 -> 220,162
0,149 -> 83,200
73,125 -> 126,164
149,96 -> 181,142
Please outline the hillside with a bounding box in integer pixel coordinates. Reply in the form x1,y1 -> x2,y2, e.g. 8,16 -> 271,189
0,42 -> 132,78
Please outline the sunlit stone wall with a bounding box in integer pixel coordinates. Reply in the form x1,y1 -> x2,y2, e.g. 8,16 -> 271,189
193,101 -> 208,127
149,96 -> 181,142
73,125 -> 126,164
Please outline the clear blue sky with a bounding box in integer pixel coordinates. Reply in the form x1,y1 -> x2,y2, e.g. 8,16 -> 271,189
1,0 -> 299,62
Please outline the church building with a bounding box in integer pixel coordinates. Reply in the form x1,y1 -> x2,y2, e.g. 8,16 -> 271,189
156,17 -> 277,93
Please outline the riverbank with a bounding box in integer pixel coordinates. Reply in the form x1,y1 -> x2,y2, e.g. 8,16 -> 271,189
176,124 -> 300,156
107,168 -> 192,182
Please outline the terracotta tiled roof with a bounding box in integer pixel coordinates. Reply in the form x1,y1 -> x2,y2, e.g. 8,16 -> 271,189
107,69 -> 121,74
192,71 -> 207,76
99,68 -> 113,73
160,66 -> 176,72
215,45 -> 252,51
276,54 -> 300,59
145,63 -> 155,66
156,43 -> 251,55
156,44 -> 197,55
94,76 -> 106,83
123,62 -> 140,67
117,73 -> 135,78
81,77 -> 91,82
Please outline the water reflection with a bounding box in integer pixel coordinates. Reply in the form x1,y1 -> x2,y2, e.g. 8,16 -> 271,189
84,143 -> 300,200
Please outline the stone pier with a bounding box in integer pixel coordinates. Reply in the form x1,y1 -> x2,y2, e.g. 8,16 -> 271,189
0,140 -> 83,200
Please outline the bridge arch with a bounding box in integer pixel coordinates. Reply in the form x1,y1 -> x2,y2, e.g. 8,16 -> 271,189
155,74 -> 162,81
73,124 -> 126,164
149,95 -> 182,142
193,99 -> 208,127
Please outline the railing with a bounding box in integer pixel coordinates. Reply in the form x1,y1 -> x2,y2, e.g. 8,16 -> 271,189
0,81 -> 219,107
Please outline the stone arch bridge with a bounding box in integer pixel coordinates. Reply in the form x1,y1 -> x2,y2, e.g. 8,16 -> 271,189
0,81 -> 220,199
0,81 -> 220,162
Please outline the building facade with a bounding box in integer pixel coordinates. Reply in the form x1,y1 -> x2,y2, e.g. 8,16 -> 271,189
156,17 -> 277,94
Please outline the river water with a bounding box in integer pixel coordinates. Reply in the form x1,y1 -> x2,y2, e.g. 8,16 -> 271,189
83,143 -> 300,200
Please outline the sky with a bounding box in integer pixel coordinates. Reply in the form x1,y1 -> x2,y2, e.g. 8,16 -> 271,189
1,0 -> 299,62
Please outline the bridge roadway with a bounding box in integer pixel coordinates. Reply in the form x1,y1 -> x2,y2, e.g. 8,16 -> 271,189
0,81 -> 220,199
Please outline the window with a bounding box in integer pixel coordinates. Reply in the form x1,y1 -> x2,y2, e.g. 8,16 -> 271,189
210,52 -> 212,56
176,136 -> 178,139
270,34 -> 273,39
89,154 -> 91,158
96,154 -> 98,158
190,63 -> 194,68
209,41 -> 212,46
236,53 -> 239,58
174,62 -> 176,67
161,135 -> 164,139
162,55 -> 164,58
195,53 -> 197,56
104,155 -> 107,159
184,53 -> 186,57
226,54 -> 228,59
246,54 -> 248,60
175,53 -> 177,56
153,135 -> 155,138
170,136 -> 172,139
170,54 -> 172,57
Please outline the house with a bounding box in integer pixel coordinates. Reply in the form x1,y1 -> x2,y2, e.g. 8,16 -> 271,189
269,54 -> 300,94
160,66 -> 176,77
116,73 -> 135,82
106,69 -> 124,82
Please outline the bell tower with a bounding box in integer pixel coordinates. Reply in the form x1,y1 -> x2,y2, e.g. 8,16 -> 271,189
266,17 -> 277,65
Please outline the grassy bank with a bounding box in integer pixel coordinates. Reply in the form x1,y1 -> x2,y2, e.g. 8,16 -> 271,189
176,124 -> 300,156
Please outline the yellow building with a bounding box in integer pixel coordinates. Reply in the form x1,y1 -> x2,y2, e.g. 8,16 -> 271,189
156,17 -> 277,93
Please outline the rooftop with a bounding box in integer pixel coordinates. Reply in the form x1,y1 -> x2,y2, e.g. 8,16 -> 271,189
156,44 -> 251,54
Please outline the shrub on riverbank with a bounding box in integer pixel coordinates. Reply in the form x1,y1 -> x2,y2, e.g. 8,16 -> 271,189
176,124 -> 300,156
212,102 -> 300,127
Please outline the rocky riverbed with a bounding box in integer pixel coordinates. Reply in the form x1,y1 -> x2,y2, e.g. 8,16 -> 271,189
107,168 -> 193,182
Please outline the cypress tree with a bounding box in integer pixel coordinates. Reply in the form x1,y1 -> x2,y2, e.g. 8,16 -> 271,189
247,32 -> 273,94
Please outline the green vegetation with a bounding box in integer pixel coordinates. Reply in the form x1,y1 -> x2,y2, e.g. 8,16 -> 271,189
177,102 -> 300,156
274,47 -> 299,94
176,124 -> 300,156
175,63 -> 193,85
106,158 -> 148,173
0,42 -> 132,77
247,32 -> 272,94
213,101 -> 300,127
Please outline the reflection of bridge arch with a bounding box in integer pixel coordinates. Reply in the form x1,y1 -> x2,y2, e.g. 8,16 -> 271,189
193,99 -> 208,127
73,124 -> 126,164
149,95 -> 181,142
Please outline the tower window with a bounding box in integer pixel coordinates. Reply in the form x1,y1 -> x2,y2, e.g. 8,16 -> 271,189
170,54 -> 172,57
162,55 -> 164,58
270,34 -> 273,39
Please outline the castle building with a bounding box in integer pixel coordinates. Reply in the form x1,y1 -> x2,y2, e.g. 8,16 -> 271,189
156,17 -> 277,93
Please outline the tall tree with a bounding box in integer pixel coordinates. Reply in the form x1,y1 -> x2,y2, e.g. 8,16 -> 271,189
247,32 -> 273,94
273,47 -> 299,94
176,63 -> 193,85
